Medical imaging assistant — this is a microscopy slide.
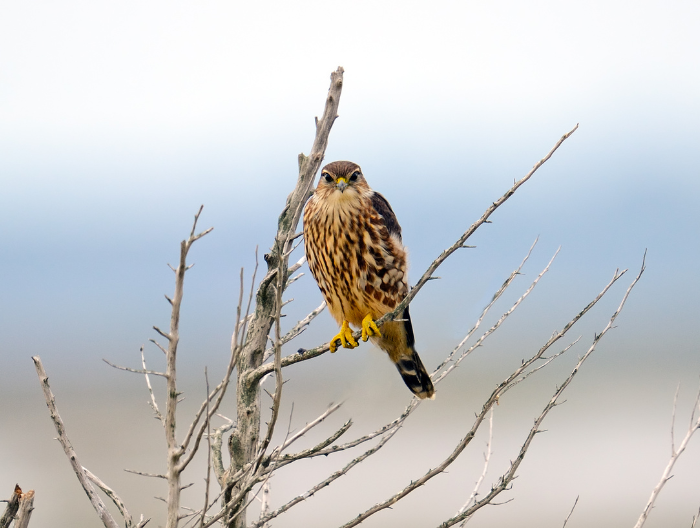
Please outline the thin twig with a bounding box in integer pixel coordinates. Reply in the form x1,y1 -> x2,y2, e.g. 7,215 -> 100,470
691,506 -> 700,528
262,301 -> 327,362
435,238 -> 540,375
561,496 -> 579,528
199,368 -> 212,528
634,382 -> 700,527
504,337 -> 581,393
141,346 -> 164,424
252,424 -> 404,528
259,481 -> 271,528
437,255 -> 644,528
270,402 -> 343,458
434,247 -> 560,385
458,407 -> 494,527
103,359 -> 166,377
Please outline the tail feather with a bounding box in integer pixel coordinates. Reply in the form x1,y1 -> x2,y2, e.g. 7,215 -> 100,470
395,348 -> 435,400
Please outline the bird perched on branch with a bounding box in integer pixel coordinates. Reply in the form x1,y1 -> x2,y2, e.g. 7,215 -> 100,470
303,161 -> 435,399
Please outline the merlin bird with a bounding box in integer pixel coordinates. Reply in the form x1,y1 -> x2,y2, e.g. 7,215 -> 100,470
303,161 -> 435,399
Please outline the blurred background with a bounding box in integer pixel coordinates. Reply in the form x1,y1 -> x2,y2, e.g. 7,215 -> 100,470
1,1 -> 699,526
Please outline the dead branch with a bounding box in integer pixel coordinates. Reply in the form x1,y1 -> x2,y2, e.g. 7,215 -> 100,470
333,256 -> 639,528
140,346 -> 164,424
102,359 -> 167,377
252,424 -> 404,528
124,469 -> 167,479
437,256 -> 644,528
269,402 -> 343,459
163,206 -> 213,528
262,301 -> 327,362
32,356 -> 121,528
691,507 -> 700,528
561,496 -> 579,528
435,237 -> 540,375
223,66 -> 345,528
0,485 -> 22,528
211,420 -> 235,488
434,246 -> 560,385
199,369 -> 213,528
634,375 -> 700,528
457,407 -> 494,526
14,490 -> 34,528
85,468 -> 150,528
262,419 -> 353,474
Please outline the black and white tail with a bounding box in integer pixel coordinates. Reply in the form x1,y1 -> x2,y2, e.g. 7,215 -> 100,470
395,348 -> 435,399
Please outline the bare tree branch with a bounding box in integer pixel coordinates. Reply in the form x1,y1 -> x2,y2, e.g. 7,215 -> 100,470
252,423 -> 404,528
84,467 -> 142,528
634,377 -> 700,528
32,356 -> 120,528
438,256 -> 645,528
332,255 -> 639,528
263,419 -> 354,473
435,237 -> 540,375
457,407 -> 494,526
262,301 -> 327,362
224,66 -> 346,528
691,506 -> 700,528
271,402 -> 343,457
0,485 -> 22,528
124,469 -> 167,479
14,490 -> 34,528
199,369 -> 213,528
102,359 -> 167,377
211,419 -> 235,488
161,205 -> 213,528
561,496 -> 579,528
434,246 -> 560,385
258,481 -> 271,528
141,346 -> 164,424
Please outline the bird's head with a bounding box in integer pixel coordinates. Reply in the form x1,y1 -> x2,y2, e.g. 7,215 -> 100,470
316,161 -> 369,200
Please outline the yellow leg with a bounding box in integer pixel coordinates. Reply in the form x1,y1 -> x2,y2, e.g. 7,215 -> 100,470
330,320 -> 358,353
361,314 -> 382,342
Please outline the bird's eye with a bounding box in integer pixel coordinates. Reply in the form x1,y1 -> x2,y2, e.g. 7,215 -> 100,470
349,171 -> 359,182
323,173 -> 333,183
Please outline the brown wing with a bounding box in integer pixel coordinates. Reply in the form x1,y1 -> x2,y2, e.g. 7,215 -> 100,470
370,192 -> 402,241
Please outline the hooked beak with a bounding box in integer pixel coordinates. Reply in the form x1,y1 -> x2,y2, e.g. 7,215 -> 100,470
336,177 -> 348,193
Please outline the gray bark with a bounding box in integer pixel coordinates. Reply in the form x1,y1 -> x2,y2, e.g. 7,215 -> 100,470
0,485 -> 21,528
14,490 -> 34,528
223,66 -> 345,528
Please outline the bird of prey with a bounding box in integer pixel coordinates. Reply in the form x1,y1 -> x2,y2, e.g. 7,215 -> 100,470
303,161 -> 435,399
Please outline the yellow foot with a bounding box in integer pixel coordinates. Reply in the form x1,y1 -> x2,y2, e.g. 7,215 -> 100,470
361,314 -> 382,342
330,320 -> 358,353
